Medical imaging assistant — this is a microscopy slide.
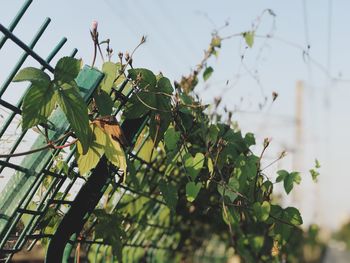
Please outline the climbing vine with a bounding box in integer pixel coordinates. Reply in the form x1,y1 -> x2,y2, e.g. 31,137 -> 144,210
6,18 -> 323,262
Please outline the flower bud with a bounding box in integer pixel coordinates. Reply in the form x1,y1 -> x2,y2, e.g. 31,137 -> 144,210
91,20 -> 98,33
155,114 -> 161,125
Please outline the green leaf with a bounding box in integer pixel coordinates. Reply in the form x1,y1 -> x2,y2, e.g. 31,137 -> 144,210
270,205 -> 303,241
244,31 -> 255,48
137,138 -> 156,162
54,57 -> 82,83
192,153 -> 205,177
271,205 -> 303,226
37,206 -> 61,230
203,66 -> 214,81
284,172 -> 301,194
56,159 -> 69,176
315,159 -> 321,168
261,180 -> 273,195
100,62 -> 119,93
222,205 -> 240,226
55,82 -> 91,153
276,170 -> 288,183
21,84 -> 56,130
310,159 -> 320,182
184,152 -> 205,180
76,124 -> 106,175
128,68 -> 156,89
218,184 -> 238,202
309,169 -> 319,182
94,90 -> 114,115
208,157 -> 214,175
284,207 -> 303,225
159,179 -> 178,211
104,133 -> 127,173
186,182 -> 201,202
124,80 -> 172,119
270,205 -> 292,241
228,177 -> 239,191
157,77 -> 174,94
211,36 -> 221,48
164,127 -> 180,151
235,155 -> 259,179
244,132 -> 256,147
94,210 -> 125,262
207,124 -> 219,144
249,236 -> 264,253
13,67 -> 51,87
217,178 -> 239,202
276,170 -> 301,194
253,201 -> 271,222
123,94 -> 149,119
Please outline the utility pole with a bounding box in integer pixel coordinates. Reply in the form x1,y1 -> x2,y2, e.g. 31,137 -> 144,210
292,80 -> 304,203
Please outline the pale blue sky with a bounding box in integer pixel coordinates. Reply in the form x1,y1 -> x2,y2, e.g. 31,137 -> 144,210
1,0 -> 350,229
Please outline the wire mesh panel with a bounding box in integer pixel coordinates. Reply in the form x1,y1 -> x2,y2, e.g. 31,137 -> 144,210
0,1 -> 105,261
0,2 -> 177,262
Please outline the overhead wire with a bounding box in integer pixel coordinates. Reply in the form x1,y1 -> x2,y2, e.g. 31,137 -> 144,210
302,0 -> 313,84
135,0 -> 188,75
102,0 -> 176,74
156,1 -> 198,62
124,0 -> 187,74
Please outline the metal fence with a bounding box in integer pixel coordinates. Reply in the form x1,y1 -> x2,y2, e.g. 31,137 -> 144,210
0,1 -> 187,262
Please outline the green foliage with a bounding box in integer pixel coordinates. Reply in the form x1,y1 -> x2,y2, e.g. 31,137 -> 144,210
112,61 -> 316,261
159,179 -> 178,211
243,31 -> 255,48
128,68 -> 157,89
100,62 -> 120,93
14,33 -> 321,262
186,181 -> 202,202
94,90 -> 114,115
210,36 -> 221,48
104,132 -> 127,173
13,57 -> 92,152
276,170 -> 301,194
164,127 -> 180,151
309,159 -> 321,182
183,152 -> 205,180
123,70 -> 173,125
76,123 -> 126,176
54,57 -> 82,83
333,220 -> 350,250
94,209 -> 126,262
217,178 -> 239,202
76,124 -> 106,175
56,82 -> 91,151
21,82 -> 56,129
13,67 -> 51,86
253,201 -> 271,222
203,66 -> 214,81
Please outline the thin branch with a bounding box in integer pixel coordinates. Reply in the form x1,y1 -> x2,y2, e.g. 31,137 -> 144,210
115,36 -> 146,83
269,214 -> 299,228
0,131 -> 74,158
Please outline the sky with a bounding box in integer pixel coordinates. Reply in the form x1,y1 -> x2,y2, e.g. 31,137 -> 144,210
1,0 -> 350,230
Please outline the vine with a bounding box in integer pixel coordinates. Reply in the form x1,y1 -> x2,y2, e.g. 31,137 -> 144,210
5,18 -> 323,262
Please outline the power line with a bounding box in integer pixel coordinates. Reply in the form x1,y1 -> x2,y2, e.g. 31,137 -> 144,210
125,0 -> 189,74
102,0 -> 178,75
327,0 -> 333,74
302,0 -> 313,84
156,1 -> 198,62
